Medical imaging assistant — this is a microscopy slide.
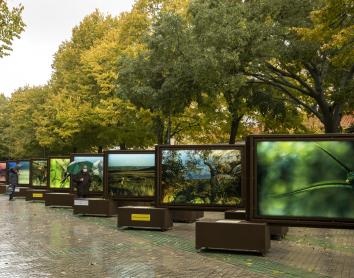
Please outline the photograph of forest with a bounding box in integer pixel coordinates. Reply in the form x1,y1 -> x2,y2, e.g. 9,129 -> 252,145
160,149 -> 242,206
31,160 -> 48,187
257,141 -> 354,219
107,153 -> 155,198
72,155 -> 104,192
18,160 -> 30,185
0,162 -> 6,183
49,158 -> 70,189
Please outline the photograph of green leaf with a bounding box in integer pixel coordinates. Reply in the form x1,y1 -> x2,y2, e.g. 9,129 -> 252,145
31,160 -> 48,187
73,155 -> 104,192
160,149 -> 242,206
18,160 -> 30,185
107,153 -> 155,198
257,141 -> 354,219
49,158 -> 70,189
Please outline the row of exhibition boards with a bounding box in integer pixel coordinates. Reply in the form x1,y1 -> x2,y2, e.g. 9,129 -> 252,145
1,134 -> 353,228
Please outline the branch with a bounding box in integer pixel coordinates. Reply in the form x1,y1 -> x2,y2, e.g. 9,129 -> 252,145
265,63 -> 317,97
250,75 -> 323,121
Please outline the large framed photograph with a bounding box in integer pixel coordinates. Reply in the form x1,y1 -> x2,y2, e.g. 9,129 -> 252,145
156,144 -> 245,210
104,151 -> 155,200
48,157 -> 71,190
71,154 -> 104,194
0,161 -> 7,183
30,159 -> 48,188
247,134 -> 354,228
7,160 -> 30,186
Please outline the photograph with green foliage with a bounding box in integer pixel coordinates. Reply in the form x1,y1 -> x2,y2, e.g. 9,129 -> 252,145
49,158 -> 70,189
72,155 -> 104,192
31,160 -> 48,187
160,148 -> 242,207
257,140 -> 354,219
18,160 -> 30,185
107,153 -> 155,198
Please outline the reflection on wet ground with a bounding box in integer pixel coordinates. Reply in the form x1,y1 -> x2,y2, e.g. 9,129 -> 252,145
0,196 -> 353,277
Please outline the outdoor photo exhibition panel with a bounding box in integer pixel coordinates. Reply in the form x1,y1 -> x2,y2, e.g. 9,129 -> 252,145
247,134 -> 354,228
71,153 -> 104,195
0,161 -> 7,184
156,144 -> 245,210
48,157 -> 71,191
30,159 -> 49,188
104,151 -> 155,201
7,160 -> 30,187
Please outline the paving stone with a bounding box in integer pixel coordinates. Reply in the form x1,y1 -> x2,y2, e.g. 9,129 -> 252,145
0,196 -> 353,277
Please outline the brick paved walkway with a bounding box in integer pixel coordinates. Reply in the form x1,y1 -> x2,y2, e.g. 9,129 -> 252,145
0,195 -> 353,277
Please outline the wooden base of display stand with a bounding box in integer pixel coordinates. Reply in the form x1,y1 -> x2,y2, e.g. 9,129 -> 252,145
0,184 -> 7,194
196,220 -> 270,255
170,210 -> 204,223
26,189 -> 48,201
73,198 -> 117,216
44,192 -> 74,207
14,187 -> 28,198
269,225 -> 289,240
117,206 -> 173,231
224,209 -> 247,220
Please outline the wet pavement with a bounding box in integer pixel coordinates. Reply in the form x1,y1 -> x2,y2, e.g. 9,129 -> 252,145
0,195 -> 353,278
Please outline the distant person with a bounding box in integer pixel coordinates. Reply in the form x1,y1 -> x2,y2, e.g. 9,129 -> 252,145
8,165 -> 20,201
73,165 -> 91,198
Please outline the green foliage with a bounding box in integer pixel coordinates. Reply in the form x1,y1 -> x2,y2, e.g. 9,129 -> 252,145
257,141 -> 354,218
0,0 -> 25,57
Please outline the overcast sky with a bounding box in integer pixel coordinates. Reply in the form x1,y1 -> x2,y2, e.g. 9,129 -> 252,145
0,0 -> 135,96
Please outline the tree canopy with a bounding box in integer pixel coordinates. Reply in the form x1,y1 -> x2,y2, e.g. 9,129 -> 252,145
0,0 -> 352,159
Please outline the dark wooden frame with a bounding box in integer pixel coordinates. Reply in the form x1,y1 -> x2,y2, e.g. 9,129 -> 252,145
30,158 -> 49,189
0,161 -> 7,184
70,153 -> 104,196
156,144 -> 246,211
246,134 -> 354,229
104,150 -> 156,201
47,156 -> 71,192
7,160 -> 31,187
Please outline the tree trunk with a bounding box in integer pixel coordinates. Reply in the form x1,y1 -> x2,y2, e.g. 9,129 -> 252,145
229,113 -> 243,144
98,146 -> 103,153
323,113 -> 341,133
119,143 -> 126,150
154,115 -> 165,145
165,111 -> 172,145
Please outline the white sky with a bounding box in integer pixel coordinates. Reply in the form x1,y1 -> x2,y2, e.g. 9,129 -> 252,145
0,0 -> 135,96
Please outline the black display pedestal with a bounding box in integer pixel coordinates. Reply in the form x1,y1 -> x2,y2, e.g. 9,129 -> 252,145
26,189 -> 48,201
196,220 -> 270,255
269,225 -> 289,240
73,198 -> 117,216
170,210 -> 204,223
14,187 -> 28,198
44,192 -> 74,207
0,184 -> 7,194
117,206 -> 173,231
224,209 -> 247,220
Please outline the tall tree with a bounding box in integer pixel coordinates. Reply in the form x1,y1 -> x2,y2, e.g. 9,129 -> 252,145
249,0 -> 353,133
0,0 -> 25,58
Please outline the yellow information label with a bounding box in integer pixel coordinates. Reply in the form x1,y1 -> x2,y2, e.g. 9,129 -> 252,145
131,214 -> 151,222
32,193 -> 43,198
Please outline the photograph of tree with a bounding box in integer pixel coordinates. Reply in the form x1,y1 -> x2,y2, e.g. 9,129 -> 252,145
0,162 -> 6,183
107,153 -> 155,198
49,158 -> 70,189
160,149 -> 242,206
18,160 -> 30,185
257,141 -> 354,219
31,160 -> 48,187
72,155 -> 104,192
